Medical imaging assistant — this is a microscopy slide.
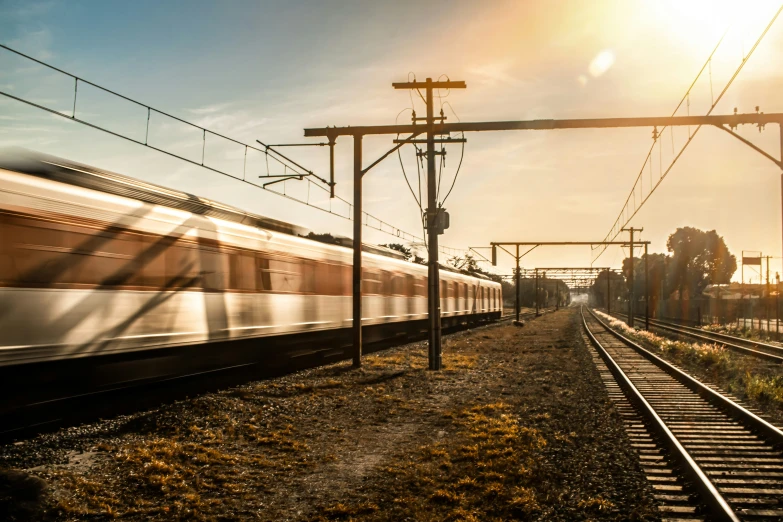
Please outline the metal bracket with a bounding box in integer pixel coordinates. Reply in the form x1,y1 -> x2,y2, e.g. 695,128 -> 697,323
713,124 -> 782,169
262,175 -> 303,188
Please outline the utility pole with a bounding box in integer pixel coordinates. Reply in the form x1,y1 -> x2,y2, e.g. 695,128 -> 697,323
535,268 -> 540,316
777,272 -> 780,338
767,255 -> 772,334
621,227 -> 643,328
607,269 -> 611,315
425,79 -> 441,370
645,243 -> 649,330
393,78 -> 466,370
352,135 -> 362,367
515,245 -> 520,323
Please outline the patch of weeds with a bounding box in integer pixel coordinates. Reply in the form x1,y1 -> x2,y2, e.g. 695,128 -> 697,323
744,373 -> 783,404
338,401 -> 545,520
577,496 -> 615,512
594,309 -> 783,413
318,501 -> 379,519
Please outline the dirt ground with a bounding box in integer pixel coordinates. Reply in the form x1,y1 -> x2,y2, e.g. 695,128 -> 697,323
0,308 -> 660,521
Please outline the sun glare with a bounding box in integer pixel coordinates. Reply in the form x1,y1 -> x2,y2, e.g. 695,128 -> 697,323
589,50 -> 615,77
654,0 -> 780,56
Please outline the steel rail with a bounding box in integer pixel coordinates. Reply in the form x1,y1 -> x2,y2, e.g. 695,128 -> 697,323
589,308 -> 783,446
651,316 -> 783,354
581,306 -> 738,521
613,311 -> 783,363
644,319 -> 783,363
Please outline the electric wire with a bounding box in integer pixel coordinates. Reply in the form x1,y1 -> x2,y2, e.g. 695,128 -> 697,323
0,44 -> 439,249
440,100 -> 465,206
395,108 -> 422,208
592,4 -> 783,264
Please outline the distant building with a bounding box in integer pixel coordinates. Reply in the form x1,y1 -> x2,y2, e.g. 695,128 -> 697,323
702,283 -> 773,300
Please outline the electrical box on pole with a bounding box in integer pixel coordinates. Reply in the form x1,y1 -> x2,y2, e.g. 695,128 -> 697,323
430,208 -> 449,235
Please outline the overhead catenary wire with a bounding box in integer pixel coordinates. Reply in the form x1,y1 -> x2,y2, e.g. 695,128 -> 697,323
395,108 -> 423,209
0,44 -> 468,253
592,4 -> 783,264
439,100 -> 465,206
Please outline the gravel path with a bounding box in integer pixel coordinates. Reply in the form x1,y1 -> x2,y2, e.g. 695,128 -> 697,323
0,308 -> 660,521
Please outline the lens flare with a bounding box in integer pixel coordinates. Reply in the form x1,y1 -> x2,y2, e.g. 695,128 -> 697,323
588,50 -> 615,77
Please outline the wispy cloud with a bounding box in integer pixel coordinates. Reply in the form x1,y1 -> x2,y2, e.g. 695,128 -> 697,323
2,1 -> 56,19
7,27 -> 54,61
466,61 -> 527,87
187,103 -> 234,115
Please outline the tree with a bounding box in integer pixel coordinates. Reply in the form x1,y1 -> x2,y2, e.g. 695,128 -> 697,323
304,232 -> 341,245
380,243 -> 412,261
666,227 -> 736,299
590,269 -> 627,308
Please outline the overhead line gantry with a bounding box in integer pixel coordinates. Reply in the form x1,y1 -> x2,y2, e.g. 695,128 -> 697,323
488,239 -> 651,327
305,78 -> 781,370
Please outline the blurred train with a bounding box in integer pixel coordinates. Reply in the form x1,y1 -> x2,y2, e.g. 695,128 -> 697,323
0,151 -> 501,415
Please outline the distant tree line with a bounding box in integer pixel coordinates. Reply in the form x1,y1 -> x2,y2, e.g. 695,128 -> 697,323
591,226 -> 737,305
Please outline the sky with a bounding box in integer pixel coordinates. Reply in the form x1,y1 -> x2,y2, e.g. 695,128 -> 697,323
1,0 -> 783,283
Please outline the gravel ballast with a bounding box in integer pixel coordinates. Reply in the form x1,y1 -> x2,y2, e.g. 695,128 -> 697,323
0,308 -> 660,521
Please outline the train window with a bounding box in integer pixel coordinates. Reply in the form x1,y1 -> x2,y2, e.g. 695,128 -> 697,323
380,271 -> 392,295
198,246 -> 230,291
263,257 -> 303,293
165,242 -> 202,289
404,274 -> 414,297
314,261 -> 345,295
228,251 -> 255,291
391,273 -> 405,295
362,269 -> 382,295
7,218 -> 148,288
301,261 -> 315,293
413,276 -> 426,297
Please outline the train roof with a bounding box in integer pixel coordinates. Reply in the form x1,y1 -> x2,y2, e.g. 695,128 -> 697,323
0,150 -> 438,265
0,149 -> 309,237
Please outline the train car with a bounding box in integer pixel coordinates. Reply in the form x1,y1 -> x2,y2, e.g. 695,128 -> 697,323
0,152 -> 501,416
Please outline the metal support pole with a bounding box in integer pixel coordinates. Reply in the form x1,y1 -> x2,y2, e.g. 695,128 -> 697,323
742,260 -> 746,329
515,245 -> 520,323
352,134 -> 363,368
645,243 -> 649,330
777,273 -> 780,339
607,269 -> 611,315
660,260 -> 666,319
535,269 -> 540,316
767,256 -> 771,334
628,228 -> 635,327
425,78 -> 442,371
328,132 -> 336,199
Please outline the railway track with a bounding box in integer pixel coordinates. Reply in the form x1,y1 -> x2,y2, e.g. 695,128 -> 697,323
582,306 -> 783,521
3,311 -> 544,442
612,311 -> 783,363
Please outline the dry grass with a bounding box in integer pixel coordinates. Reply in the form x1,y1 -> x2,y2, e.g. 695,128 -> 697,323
6,311 -> 658,521
595,309 -> 783,414
315,402 -> 546,521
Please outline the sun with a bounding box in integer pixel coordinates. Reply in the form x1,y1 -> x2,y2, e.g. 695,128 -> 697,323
651,0 -> 780,57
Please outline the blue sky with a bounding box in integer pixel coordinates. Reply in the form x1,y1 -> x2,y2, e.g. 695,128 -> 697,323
2,0 -> 783,279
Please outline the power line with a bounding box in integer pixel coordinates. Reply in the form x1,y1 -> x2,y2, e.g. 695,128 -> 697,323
592,4 -> 783,264
0,43 -> 468,254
